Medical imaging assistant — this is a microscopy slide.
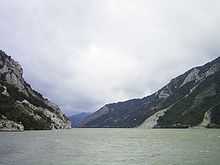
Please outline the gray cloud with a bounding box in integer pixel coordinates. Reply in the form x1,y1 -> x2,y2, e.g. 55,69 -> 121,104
0,0 -> 220,114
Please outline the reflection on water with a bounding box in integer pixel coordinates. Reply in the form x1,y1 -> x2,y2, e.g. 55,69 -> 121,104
0,129 -> 220,165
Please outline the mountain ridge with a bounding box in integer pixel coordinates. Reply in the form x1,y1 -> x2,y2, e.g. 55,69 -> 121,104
82,57 -> 220,128
69,112 -> 91,128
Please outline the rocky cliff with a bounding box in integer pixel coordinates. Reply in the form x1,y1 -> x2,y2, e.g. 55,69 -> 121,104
0,50 -> 71,131
82,57 -> 220,128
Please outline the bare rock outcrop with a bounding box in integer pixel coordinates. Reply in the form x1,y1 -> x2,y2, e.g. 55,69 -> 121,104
0,50 -> 71,130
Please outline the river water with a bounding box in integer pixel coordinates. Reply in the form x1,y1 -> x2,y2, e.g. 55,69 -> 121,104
0,129 -> 220,165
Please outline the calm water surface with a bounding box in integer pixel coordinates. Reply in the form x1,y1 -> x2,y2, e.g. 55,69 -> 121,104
0,129 -> 220,165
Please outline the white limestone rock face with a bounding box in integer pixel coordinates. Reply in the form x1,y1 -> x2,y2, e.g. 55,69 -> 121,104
15,99 -> 71,129
0,115 -> 24,131
158,89 -> 170,99
197,104 -> 220,128
0,50 -> 71,130
43,108 -> 71,129
181,62 -> 220,88
181,68 -> 201,87
43,99 -> 71,128
0,53 -> 25,91
199,110 -> 212,128
139,108 -> 169,128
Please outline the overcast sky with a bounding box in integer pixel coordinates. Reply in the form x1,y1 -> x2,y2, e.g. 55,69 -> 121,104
0,1 -> 220,115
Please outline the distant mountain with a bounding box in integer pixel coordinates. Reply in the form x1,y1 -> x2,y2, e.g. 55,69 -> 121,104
69,112 -> 91,128
82,57 -> 220,128
0,50 -> 71,131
